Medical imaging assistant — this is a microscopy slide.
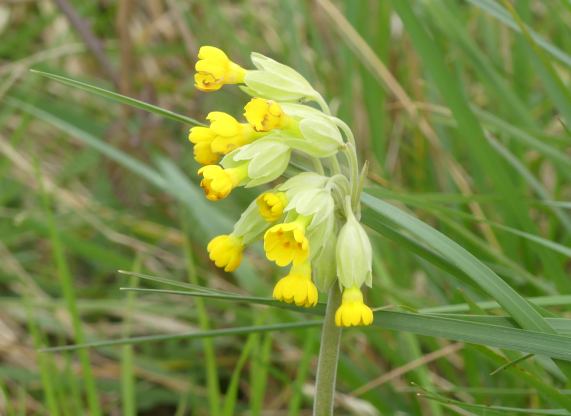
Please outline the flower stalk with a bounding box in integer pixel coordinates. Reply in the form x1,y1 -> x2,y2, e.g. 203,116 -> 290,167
313,285 -> 342,416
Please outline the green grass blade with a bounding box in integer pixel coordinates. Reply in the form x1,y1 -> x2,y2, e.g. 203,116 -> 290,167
476,109 -> 571,174
500,0 -> 571,127
361,193 -> 554,333
420,294 -> 571,314
8,97 -> 166,188
249,331 -> 273,416
25,300 -> 59,415
422,391 -> 570,415
416,196 -> 571,258
181,211 -> 221,416
487,136 -> 571,239
371,188 -> 571,263
288,331 -> 317,416
119,287 -> 327,315
29,70 -> 203,126
222,328 -> 257,416
117,270 -> 225,294
370,312 -> 571,362
424,314 -> 571,336
425,0 -> 533,127
120,259 -> 140,416
422,385 -> 570,415
38,165 -> 102,416
41,310 -> 571,363
155,157 -> 233,237
390,1 -> 562,289
9,98 -> 235,243
466,0 -> 571,68
39,321 -> 323,352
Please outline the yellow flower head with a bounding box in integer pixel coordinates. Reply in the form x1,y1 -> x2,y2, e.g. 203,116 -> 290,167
188,127 -> 220,165
244,98 -> 287,132
207,234 -> 244,272
194,46 -> 246,92
272,262 -> 318,307
207,112 -> 258,154
334,287 -> 373,327
264,215 -> 310,267
198,164 -> 248,201
256,192 -> 287,222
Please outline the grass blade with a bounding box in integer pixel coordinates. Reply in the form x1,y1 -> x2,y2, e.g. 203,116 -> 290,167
41,311 -> 571,363
500,0 -> 571,128
38,165 -> 101,415
420,295 -> 571,314
181,211 -> 221,416
466,0 -> 571,68
29,70 -> 203,126
361,193 -> 554,333
118,287 -> 327,315
39,321 -> 323,352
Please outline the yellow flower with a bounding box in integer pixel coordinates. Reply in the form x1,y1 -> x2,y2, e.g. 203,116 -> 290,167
273,262 -> 318,307
334,287 -> 373,327
207,112 -> 260,154
264,215 -> 310,267
188,127 -> 220,165
207,234 -> 244,272
198,164 -> 248,201
244,98 -> 290,132
194,46 -> 246,92
188,113 -> 262,165
256,192 -> 287,222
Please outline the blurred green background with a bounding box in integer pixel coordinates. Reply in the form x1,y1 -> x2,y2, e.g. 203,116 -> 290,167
1,0 -> 571,414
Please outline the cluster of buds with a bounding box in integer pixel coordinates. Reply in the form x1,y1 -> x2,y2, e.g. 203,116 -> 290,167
190,46 -> 374,327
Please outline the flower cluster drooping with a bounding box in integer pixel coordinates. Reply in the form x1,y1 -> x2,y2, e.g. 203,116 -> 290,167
190,46 -> 374,327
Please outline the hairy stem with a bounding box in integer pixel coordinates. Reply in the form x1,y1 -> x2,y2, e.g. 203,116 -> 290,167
313,285 -> 342,416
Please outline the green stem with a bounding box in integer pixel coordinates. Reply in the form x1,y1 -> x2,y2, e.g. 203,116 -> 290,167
314,94 -> 331,115
311,156 -> 326,175
313,285 -> 342,416
327,155 -> 342,175
332,117 -> 361,210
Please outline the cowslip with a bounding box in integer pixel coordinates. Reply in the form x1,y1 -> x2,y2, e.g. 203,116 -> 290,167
190,46 -> 374,327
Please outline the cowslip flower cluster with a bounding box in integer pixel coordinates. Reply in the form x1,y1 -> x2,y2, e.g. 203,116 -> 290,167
190,46 -> 374,327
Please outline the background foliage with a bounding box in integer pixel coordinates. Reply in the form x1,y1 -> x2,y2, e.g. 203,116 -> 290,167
1,0 -> 571,414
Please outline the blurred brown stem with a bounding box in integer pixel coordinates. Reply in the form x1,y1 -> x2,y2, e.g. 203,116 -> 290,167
52,0 -> 119,86
117,0 -> 134,97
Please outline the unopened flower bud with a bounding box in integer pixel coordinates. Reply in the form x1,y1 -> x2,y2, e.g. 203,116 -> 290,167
232,198 -> 271,243
336,204 -> 372,289
243,53 -> 319,102
222,139 -> 291,187
207,234 -> 244,272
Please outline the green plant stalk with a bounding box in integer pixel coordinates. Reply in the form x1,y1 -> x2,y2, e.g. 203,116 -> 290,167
289,329 -> 318,416
181,212 -> 221,416
313,285 -> 342,416
25,299 -> 59,416
120,259 -> 139,416
37,162 -> 101,416
250,332 -> 272,415
222,324 -> 258,416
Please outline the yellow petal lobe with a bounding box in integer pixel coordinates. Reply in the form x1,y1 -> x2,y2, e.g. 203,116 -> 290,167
207,234 -> 244,272
334,287 -> 373,327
